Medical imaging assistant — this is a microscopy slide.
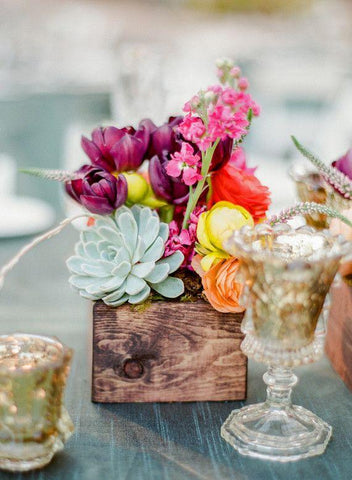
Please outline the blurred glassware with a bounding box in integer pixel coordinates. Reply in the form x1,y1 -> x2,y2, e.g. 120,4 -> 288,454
0,334 -> 74,472
0,154 -> 55,238
289,162 -> 327,229
111,39 -> 166,127
324,183 -> 352,218
186,0 -> 312,13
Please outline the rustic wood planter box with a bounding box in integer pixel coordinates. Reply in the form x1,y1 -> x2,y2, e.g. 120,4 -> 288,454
92,300 -> 246,403
325,281 -> 352,391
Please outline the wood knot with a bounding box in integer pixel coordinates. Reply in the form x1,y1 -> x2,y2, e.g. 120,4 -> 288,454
122,359 -> 144,379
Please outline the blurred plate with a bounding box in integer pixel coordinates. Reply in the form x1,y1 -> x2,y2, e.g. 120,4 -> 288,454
0,196 -> 55,238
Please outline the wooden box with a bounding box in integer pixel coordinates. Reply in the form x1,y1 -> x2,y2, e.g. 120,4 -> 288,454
92,300 -> 246,403
325,281 -> 352,390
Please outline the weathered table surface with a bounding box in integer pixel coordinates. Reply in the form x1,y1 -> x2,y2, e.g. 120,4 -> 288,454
1,228 -> 352,480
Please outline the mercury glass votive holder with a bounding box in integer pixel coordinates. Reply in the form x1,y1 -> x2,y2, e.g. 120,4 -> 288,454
324,182 -> 352,218
289,164 -> 327,229
0,334 -> 74,472
221,224 -> 352,462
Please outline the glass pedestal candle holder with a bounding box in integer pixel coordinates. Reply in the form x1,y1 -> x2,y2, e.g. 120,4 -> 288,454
0,334 -> 74,472
289,164 -> 327,229
221,224 -> 352,462
325,182 -> 352,216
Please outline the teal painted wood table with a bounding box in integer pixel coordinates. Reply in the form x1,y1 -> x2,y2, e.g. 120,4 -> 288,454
1,229 -> 352,480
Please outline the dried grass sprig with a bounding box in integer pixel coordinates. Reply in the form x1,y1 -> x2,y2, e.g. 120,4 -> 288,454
268,202 -> 352,228
20,168 -> 75,182
291,136 -> 352,199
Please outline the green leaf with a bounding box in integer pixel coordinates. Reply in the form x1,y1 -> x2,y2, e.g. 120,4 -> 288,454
111,261 -> 131,277
103,282 -> 127,303
103,293 -> 129,307
158,223 -> 169,243
156,251 -> 184,273
125,275 -> 147,295
149,276 -> 184,298
141,237 -> 164,263
128,285 -> 151,304
116,211 -> 138,252
144,263 -> 170,283
131,261 -> 155,278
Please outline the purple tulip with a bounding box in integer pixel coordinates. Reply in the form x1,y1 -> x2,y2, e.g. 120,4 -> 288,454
81,119 -> 156,173
147,116 -> 184,159
65,165 -> 127,215
210,136 -> 233,171
333,149 -> 352,180
149,155 -> 189,205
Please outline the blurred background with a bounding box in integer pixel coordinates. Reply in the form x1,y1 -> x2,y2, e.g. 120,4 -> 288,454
1,0 -> 352,237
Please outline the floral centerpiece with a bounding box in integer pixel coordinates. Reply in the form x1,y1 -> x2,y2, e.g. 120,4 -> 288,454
24,59 -> 270,313
1,61 -> 352,404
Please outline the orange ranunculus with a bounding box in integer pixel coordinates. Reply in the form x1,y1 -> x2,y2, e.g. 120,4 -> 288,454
197,256 -> 245,313
210,163 -> 271,222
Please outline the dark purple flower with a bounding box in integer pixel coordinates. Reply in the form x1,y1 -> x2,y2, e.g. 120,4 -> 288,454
149,155 -> 189,205
147,116 -> 183,159
81,119 -> 156,173
333,149 -> 352,180
210,136 -> 233,171
65,165 -> 127,215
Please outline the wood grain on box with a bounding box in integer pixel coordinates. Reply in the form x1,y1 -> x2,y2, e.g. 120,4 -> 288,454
325,281 -> 352,390
92,300 -> 246,403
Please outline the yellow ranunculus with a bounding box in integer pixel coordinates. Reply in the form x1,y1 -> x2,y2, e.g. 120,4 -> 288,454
196,201 -> 253,271
124,172 -> 168,208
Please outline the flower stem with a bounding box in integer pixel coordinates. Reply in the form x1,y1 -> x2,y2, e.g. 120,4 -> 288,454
182,139 -> 219,229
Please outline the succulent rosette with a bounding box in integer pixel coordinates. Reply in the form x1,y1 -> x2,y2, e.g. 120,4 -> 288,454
65,165 -> 127,215
67,206 -> 184,306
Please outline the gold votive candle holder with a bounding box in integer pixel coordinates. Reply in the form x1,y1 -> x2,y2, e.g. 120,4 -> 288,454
289,164 -> 327,229
0,334 -> 74,472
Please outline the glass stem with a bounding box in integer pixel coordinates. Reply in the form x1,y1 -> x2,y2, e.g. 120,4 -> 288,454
263,366 -> 298,410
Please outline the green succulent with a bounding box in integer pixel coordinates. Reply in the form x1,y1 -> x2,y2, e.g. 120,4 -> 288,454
67,206 -> 184,306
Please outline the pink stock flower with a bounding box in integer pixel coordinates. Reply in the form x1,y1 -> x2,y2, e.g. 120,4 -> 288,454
207,84 -> 223,96
179,82 -> 259,152
166,142 -> 202,186
164,206 -> 205,269
207,105 -> 248,141
183,95 -> 201,113
251,102 -> 261,116
230,66 -> 241,78
229,147 -> 257,175
178,116 -> 206,144
238,77 -> 249,90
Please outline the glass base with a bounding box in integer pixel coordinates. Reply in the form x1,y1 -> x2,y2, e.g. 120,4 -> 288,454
221,402 -> 332,462
0,407 -> 74,472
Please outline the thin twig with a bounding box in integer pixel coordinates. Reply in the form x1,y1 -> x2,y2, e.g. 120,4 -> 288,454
0,215 -> 88,291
